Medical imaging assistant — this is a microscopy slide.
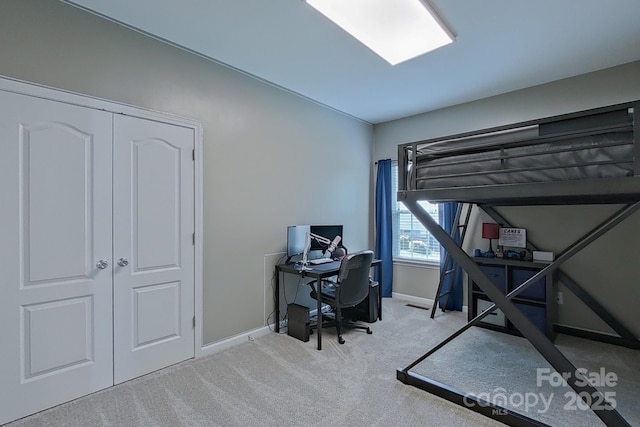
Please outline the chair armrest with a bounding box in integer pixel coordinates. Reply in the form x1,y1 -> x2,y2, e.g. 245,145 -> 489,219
306,279 -> 318,293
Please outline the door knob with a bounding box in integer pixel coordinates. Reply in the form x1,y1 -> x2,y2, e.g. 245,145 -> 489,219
117,257 -> 129,267
96,259 -> 109,269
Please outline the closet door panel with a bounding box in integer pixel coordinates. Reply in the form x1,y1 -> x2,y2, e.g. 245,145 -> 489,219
133,138 -> 181,270
113,115 -> 195,384
25,123 -> 94,282
0,90 -> 113,425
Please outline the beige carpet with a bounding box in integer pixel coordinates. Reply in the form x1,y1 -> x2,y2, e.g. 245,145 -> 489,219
6,298 -> 638,427
410,317 -> 639,426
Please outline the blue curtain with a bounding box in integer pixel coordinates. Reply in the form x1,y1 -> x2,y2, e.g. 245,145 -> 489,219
374,159 -> 393,297
438,203 -> 463,311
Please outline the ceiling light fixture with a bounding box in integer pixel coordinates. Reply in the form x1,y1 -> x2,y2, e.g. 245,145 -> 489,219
306,0 -> 454,65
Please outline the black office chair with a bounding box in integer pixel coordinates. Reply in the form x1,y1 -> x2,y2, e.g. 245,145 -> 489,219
308,250 -> 374,344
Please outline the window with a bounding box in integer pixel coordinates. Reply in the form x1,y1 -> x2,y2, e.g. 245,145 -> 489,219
391,163 -> 440,263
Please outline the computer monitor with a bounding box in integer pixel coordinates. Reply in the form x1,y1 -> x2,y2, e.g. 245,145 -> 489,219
309,225 -> 343,251
287,225 -> 310,262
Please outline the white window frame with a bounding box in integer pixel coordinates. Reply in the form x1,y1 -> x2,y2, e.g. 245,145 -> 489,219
391,162 -> 441,265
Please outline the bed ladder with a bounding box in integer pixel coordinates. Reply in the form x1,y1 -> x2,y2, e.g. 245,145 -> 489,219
430,203 -> 472,318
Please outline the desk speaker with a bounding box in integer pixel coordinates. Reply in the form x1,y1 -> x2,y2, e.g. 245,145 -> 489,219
287,303 -> 310,342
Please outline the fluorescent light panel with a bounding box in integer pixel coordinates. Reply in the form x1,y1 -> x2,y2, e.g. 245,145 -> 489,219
307,0 -> 454,65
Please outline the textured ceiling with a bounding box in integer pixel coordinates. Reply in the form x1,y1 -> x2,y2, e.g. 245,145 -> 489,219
64,0 -> 640,124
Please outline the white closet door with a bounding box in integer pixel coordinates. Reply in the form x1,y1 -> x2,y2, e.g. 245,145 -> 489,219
112,115 -> 195,384
0,91 -> 113,424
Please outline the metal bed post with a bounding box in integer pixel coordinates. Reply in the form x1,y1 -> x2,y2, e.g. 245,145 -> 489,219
397,197 -> 638,427
633,106 -> 639,176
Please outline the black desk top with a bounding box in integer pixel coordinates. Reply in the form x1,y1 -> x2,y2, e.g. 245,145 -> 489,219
276,260 -> 340,277
276,258 -> 381,277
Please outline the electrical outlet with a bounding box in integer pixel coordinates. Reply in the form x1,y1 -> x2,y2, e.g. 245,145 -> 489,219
556,291 -> 563,305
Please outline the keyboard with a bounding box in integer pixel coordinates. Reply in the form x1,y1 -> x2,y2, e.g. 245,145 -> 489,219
309,258 -> 334,265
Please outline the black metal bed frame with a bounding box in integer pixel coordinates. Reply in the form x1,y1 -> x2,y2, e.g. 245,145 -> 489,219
395,101 -> 640,427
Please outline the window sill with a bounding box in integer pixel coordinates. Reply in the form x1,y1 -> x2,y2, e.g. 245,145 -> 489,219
393,258 -> 440,269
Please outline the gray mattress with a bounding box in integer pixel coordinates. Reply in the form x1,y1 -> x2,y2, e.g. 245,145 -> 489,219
410,130 -> 634,190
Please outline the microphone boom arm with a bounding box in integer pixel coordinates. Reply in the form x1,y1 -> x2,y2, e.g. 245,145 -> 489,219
308,232 -> 331,246
301,232 -> 342,267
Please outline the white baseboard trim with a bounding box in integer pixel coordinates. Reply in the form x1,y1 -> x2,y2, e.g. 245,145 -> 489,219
198,325 -> 272,357
198,305 -> 325,357
198,295 -> 471,358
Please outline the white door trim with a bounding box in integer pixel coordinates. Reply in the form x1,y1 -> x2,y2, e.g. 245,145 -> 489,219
0,75 -> 206,357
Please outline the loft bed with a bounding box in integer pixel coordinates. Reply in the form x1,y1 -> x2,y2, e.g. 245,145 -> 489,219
398,101 -> 640,206
395,100 -> 640,427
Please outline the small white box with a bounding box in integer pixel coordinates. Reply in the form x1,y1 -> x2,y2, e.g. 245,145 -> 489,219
533,251 -> 554,262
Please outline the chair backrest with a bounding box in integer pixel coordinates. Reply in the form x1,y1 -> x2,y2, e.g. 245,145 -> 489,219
335,250 -> 374,307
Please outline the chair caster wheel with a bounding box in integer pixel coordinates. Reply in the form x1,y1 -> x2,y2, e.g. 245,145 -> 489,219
338,336 -> 345,344
366,329 -> 372,335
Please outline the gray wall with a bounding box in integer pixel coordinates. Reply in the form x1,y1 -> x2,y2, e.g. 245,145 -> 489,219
0,0 -> 373,345
374,61 -> 640,337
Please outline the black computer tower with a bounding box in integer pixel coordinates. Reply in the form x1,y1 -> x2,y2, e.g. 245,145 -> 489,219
287,303 -> 310,342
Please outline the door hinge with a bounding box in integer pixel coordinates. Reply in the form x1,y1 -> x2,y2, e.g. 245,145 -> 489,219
193,315 -> 196,329
192,232 -> 195,245
192,149 -> 195,161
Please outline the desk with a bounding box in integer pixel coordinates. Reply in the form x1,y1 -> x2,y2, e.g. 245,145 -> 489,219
275,259 -> 381,350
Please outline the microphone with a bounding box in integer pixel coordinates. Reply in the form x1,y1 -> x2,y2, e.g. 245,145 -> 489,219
327,235 -> 342,253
